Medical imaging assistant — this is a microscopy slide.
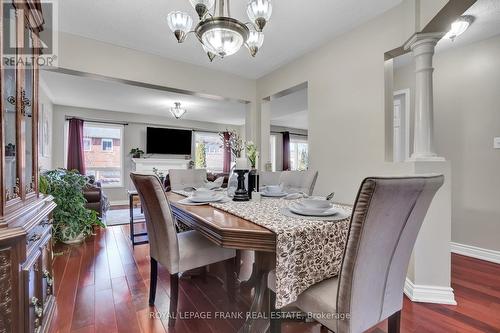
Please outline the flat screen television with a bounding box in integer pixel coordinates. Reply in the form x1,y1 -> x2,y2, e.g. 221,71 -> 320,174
146,127 -> 192,155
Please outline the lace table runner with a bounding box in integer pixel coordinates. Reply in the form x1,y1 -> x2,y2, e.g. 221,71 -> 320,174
210,198 -> 351,308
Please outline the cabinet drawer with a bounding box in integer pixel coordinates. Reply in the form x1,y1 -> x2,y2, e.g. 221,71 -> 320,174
40,239 -> 54,305
23,249 -> 43,333
26,218 -> 51,258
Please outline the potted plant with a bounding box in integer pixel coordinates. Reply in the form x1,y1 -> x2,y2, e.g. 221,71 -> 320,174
40,169 -> 105,244
130,147 -> 145,158
245,141 -> 259,169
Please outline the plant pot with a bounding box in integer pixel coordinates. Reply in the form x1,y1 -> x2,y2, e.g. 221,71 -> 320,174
133,154 -> 142,158
60,227 -> 86,245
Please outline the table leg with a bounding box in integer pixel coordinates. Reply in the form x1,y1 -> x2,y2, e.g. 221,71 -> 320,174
238,251 -> 275,333
129,193 -> 135,246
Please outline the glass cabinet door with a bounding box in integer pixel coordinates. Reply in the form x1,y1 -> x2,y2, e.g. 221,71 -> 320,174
3,2 -> 19,201
24,29 -> 34,195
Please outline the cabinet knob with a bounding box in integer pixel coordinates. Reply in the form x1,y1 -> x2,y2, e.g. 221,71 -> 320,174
31,296 -> 43,319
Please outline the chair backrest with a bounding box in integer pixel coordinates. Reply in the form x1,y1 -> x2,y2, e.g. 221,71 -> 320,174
168,169 -> 207,190
130,173 -> 181,274
279,170 -> 319,196
336,175 -> 444,333
260,171 -> 282,187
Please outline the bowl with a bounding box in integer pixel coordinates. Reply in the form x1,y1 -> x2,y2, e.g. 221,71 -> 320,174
192,188 -> 216,198
300,198 -> 333,209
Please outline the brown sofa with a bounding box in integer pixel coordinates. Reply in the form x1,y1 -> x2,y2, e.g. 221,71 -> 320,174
83,181 -> 109,217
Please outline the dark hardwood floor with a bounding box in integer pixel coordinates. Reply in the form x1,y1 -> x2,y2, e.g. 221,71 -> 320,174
48,225 -> 500,333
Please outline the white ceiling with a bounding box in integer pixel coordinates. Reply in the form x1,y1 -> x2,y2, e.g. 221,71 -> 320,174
56,0 -> 402,79
270,87 -> 308,130
40,70 -> 248,125
395,0 -> 500,68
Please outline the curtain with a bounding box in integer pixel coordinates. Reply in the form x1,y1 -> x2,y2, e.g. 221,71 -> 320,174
282,131 -> 290,171
222,131 -> 231,173
67,118 -> 86,174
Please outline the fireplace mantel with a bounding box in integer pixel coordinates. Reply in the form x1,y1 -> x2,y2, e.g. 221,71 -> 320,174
131,158 -> 190,173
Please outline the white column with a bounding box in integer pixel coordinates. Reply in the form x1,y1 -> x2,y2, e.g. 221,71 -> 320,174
404,33 -> 445,161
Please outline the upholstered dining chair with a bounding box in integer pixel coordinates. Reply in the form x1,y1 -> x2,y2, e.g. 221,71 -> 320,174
130,173 -> 236,327
268,175 -> 444,333
168,168 -> 207,191
279,170 -> 319,196
260,171 -> 283,187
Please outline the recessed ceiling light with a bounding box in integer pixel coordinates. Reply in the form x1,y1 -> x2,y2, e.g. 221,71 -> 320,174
444,15 -> 474,41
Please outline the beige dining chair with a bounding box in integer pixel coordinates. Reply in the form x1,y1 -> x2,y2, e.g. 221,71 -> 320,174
279,170 -> 319,196
268,175 -> 444,333
260,171 -> 282,187
168,168 -> 207,191
130,173 -> 236,327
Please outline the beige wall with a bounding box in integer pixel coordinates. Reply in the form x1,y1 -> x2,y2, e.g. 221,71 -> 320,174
395,35 -> 500,251
39,84 -> 53,171
52,105 -> 242,203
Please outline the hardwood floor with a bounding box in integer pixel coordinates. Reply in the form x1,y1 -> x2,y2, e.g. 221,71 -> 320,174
48,226 -> 500,333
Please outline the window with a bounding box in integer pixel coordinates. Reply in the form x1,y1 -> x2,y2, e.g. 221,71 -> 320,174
83,138 -> 92,152
290,136 -> 309,171
194,131 -> 224,173
83,123 -> 124,187
101,138 -> 113,152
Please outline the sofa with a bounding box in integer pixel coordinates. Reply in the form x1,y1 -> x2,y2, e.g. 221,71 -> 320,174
163,171 -> 229,192
83,179 -> 109,217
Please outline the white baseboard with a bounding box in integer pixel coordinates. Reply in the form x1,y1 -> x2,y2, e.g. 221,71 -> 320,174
450,242 -> 500,264
404,278 -> 457,305
110,200 -> 129,206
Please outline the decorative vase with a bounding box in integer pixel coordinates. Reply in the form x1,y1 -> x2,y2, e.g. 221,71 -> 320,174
232,169 -> 249,201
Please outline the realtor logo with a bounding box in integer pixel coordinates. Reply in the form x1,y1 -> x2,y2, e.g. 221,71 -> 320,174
2,0 -> 58,68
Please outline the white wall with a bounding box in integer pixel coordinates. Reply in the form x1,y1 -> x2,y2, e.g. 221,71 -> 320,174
38,83 -> 54,171
52,105 -> 241,203
395,35 -> 500,252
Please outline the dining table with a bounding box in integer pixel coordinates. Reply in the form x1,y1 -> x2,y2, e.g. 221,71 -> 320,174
166,191 -> 351,333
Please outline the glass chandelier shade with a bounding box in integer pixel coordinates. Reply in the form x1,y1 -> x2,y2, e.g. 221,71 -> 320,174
189,0 -> 215,19
246,30 -> 264,57
170,102 -> 187,119
201,28 -> 245,58
247,0 -> 272,31
444,15 -> 473,41
167,11 -> 193,42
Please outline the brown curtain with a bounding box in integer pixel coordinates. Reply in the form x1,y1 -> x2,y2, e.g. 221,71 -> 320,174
67,118 -> 86,174
222,131 -> 231,173
282,131 -> 290,171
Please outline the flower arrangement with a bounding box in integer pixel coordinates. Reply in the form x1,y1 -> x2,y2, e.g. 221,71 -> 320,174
245,141 -> 259,169
220,130 -> 244,158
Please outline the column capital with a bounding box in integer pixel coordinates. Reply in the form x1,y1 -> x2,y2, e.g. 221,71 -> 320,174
403,32 -> 445,51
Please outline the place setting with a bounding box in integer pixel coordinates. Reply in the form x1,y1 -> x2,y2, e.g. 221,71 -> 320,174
281,194 -> 350,221
178,188 -> 230,206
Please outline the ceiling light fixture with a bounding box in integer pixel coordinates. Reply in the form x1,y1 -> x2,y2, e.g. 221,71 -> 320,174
170,102 -> 187,119
444,15 -> 474,41
167,0 -> 272,60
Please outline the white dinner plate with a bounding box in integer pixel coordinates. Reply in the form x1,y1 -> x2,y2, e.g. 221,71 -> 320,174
188,195 -> 225,203
261,191 -> 288,197
288,202 -> 338,216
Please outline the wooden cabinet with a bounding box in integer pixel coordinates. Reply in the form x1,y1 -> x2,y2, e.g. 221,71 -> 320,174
0,1 -> 56,333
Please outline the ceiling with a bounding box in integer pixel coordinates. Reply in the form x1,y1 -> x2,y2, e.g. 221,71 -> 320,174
56,0 -> 403,79
40,70 -> 248,125
395,0 -> 500,67
269,88 -> 308,130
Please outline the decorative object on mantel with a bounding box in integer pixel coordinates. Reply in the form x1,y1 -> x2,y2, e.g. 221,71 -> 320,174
39,169 -> 105,244
129,147 -> 145,158
170,102 -> 187,119
167,0 -> 271,60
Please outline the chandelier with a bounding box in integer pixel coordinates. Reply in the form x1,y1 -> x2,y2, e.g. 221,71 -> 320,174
170,102 -> 187,119
167,0 -> 272,61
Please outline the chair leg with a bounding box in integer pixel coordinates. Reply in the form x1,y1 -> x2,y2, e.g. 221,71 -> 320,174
149,258 -> 158,306
388,310 -> 401,333
269,290 -> 281,333
225,258 -> 236,302
169,273 -> 179,327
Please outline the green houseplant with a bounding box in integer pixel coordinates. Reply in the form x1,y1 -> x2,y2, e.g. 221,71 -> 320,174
40,169 -> 105,244
130,147 -> 145,158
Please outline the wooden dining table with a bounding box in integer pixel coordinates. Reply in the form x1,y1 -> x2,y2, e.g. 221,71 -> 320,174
167,192 -> 278,333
